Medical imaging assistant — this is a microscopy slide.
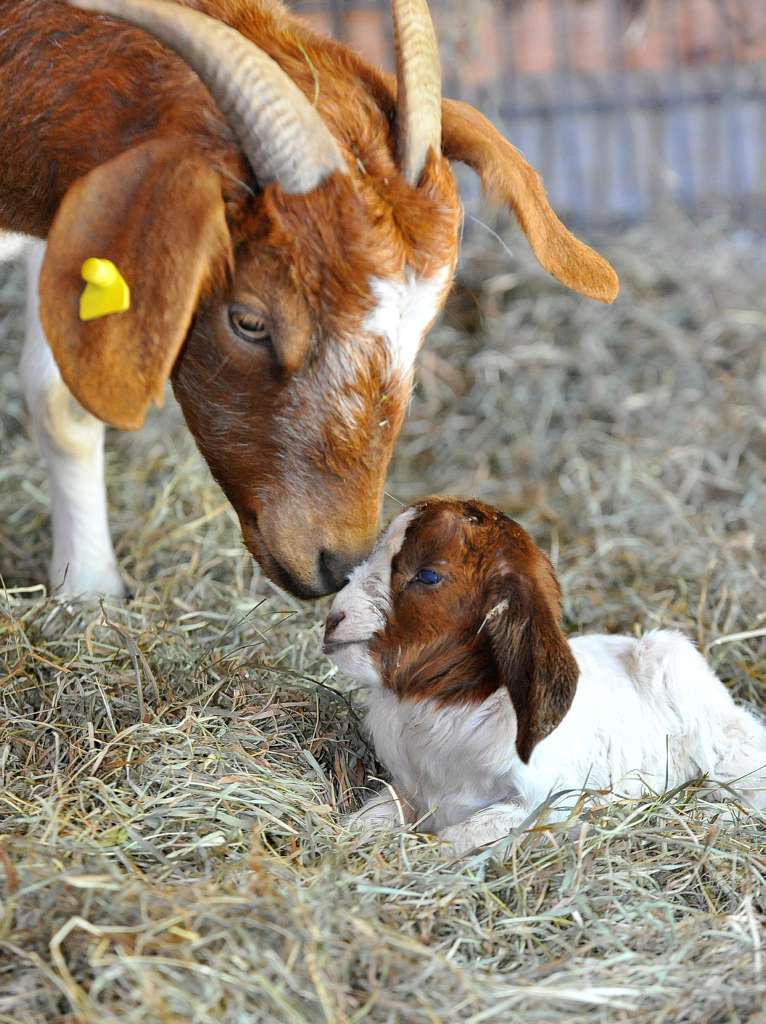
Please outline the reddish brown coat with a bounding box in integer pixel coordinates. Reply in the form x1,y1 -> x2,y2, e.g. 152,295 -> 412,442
0,0 -> 617,595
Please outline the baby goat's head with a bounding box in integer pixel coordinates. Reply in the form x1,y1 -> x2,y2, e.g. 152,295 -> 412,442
325,497 -> 579,761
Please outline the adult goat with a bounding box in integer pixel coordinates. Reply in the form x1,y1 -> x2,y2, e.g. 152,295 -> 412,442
0,0 -> 618,597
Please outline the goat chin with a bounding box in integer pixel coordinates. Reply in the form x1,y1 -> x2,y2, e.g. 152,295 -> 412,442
326,498 -> 766,855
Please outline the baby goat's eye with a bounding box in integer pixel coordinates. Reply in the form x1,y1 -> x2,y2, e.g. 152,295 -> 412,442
228,305 -> 272,347
413,568 -> 442,586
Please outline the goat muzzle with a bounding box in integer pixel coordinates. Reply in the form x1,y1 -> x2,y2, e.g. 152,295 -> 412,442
238,507 -> 375,599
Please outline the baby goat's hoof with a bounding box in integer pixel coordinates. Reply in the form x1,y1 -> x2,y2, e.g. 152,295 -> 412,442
345,789 -> 412,834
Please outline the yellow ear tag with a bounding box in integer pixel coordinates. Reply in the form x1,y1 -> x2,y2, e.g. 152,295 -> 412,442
79,258 -> 131,321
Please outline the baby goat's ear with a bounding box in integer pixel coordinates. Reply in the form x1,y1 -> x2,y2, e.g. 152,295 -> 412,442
484,571 -> 579,763
442,98 -> 619,304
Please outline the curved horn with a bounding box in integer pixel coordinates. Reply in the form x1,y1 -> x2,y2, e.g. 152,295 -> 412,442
70,0 -> 348,194
391,0 -> 442,186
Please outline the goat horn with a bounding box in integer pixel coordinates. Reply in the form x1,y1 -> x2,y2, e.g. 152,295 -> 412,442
69,0 -> 348,194
391,0 -> 442,186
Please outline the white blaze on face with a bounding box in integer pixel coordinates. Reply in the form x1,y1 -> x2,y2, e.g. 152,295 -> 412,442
324,507 -> 417,685
364,265 -> 452,377
312,264 -> 451,437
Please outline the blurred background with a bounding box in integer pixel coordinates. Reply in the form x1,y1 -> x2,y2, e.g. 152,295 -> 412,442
298,0 -> 766,226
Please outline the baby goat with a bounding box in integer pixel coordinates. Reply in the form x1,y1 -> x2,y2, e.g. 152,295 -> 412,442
324,498 -> 766,854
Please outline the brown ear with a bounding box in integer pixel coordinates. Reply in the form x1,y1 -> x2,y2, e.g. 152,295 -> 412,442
39,139 -> 231,430
484,572 -> 579,763
442,98 -> 619,304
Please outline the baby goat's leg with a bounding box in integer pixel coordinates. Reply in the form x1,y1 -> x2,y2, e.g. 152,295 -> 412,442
438,802 -> 530,856
19,241 -> 125,597
641,631 -> 766,812
347,787 -> 415,832
711,724 -> 766,813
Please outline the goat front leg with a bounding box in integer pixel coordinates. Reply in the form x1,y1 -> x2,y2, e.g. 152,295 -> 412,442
19,241 -> 125,597
438,802 -> 531,857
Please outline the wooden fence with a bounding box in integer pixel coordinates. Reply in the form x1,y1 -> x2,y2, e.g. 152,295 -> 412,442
292,0 -> 766,225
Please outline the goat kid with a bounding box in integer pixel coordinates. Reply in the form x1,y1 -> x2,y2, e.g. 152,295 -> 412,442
324,498 -> 766,855
1,0 -> 618,599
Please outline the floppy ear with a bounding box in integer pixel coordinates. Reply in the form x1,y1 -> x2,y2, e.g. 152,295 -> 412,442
442,98 -> 619,304
39,138 -> 231,430
484,572 -> 579,763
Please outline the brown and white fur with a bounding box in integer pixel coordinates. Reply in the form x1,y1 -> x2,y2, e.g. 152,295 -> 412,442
324,498 -> 766,855
1,0 -> 618,600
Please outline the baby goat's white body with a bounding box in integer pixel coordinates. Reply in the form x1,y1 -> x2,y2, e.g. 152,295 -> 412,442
326,503 -> 766,854
357,630 -> 766,853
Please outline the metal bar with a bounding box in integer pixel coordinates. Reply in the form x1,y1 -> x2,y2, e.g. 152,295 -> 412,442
719,0 -> 750,217
331,0 -> 345,42
608,0 -> 642,218
553,0 -> 587,220
663,0 -> 697,211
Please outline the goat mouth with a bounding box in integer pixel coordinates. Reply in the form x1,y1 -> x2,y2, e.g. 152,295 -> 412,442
323,639 -> 366,655
239,509 -> 329,600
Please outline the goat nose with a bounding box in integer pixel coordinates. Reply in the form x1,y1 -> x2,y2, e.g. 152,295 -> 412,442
318,549 -> 359,593
324,609 -> 346,643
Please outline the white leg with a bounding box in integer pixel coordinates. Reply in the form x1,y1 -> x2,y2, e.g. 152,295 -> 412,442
19,241 -> 125,597
438,802 -> 531,856
712,720 -> 766,813
346,786 -> 415,832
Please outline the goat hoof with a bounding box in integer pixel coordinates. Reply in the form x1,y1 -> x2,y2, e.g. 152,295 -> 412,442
49,562 -> 127,599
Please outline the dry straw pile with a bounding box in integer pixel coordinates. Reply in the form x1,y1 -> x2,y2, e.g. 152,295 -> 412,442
1,216 -> 764,1022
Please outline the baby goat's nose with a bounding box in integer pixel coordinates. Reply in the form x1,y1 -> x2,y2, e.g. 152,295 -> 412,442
324,610 -> 346,644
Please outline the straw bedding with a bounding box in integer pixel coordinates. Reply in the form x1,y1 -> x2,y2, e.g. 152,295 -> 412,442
0,216 -> 764,1022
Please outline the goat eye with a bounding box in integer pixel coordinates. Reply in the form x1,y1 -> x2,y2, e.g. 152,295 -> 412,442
228,305 -> 272,346
413,568 -> 442,586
